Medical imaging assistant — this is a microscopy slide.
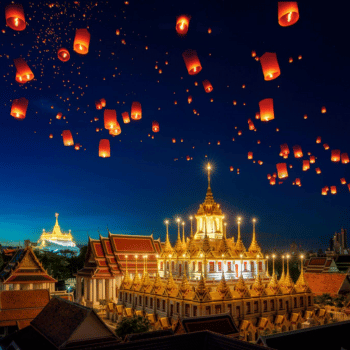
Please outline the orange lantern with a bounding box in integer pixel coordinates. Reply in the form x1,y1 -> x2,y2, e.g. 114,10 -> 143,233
278,2 -> 299,27
56,112 -> 62,119
251,50 -> 256,58
152,121 -> 159,132
99,139 -> 110,158
13,58 -> 34,83
122,112 -> 130,124
208,28 -> 212,34
202,80 -> 213,93
182,49 -> 202,75
248,152 -> 253,159
348,184 -> 350,192
295,178 -> 301,186
10,97 -> 28,120
302,160 -> 310,171
280,143 -> 290,156
49,134 -> 53,139
260,52 -> 281,81
109,127 -> 121,136
248,119 -> 255,130
104,109 -> 117,130
116,29 -> 120,35
325,186 -> 330,192
316,136 -> 321,144
57,48 -> 70,62
270,177 -> 276,185
176,15 -> 190,35
310,156 -> 316,164
131,101 -> 142,120
73,28 -> 90,54
293,145 -> 303,158
331,149 -> 341,162
230,166 -> 234,172
267,174 -> 271,180
321,106 -> 326,114
315,168 -> 321,174
188,96 -> 193,104
172,138 -> 176,143
62,130 -> 74,146
259,98 -> 274,121
100,98 -> 106,108
340,178 -> 346,185
95,101 -> 102,110
341,153 -> 349,164
255,112 -> 260,120
330,186 -> 337,194
233,100 -> 237,106
276,163 -> 288,179
323,143 -> 330,150
258,160 -> 263,165
74,143 -> 81,151
289,57 -> 293,63
322,187 -> 327,196
5,4 -> 26,31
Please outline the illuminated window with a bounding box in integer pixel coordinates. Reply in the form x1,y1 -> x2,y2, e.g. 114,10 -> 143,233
270,300 -> 275,311
209,262 -> 215,272
227,261 -> 232,271
246,302 -> 251,314
160,262 -> 163,270
218,262 -> 222,272
244,262 -> 247,271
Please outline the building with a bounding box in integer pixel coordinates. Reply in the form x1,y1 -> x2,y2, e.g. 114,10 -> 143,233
35,213 -> 80,256
327,228 -> 348,255
303,273 -> 350,296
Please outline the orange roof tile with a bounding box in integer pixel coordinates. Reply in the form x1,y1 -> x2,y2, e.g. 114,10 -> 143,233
304,273 -> 348,296
0,289 -> 50,309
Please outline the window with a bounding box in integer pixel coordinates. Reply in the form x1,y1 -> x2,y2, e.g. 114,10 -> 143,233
171,261 -> 175,271
258,261 -> 263,271
270,300 -> 275,311
244,262 -> 247,271
308,296 -> 311,306
176,303 -> 180,314
160,262 -> 163,270
300,297 -> 304,307
254,301 -> 258,313
157,299 -> 160,309
139,296 -> 142,305
166,262 -> 169,270
150,298 -> 153,308
162,300 -> 166,311
198,262 -> 202,272
185,304 -> 190,317
215,305 -> 222,314
263,300 -> 267,312
279,299 -> 283,309
192,261 -> 196,271
236,306 -> 241,318
145,297 -> 148,307
206,306 -> 211,315
209,262 -> 215,272
218,262 -> 222,272
227,261 -> 232,271
119,292 -> 122,299
129,294 -> 131,303
179,263 -> 182,275
294,297 -> 297,307
193,305 -> 197,316
246,302 -> 251,314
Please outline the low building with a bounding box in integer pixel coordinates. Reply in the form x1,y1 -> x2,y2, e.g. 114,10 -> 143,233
304,256 -> 350,274
304,273 -> 350,296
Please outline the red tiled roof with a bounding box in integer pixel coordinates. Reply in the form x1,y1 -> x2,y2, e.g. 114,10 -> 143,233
112,237 -> 155,253
304,273 -> 348,296
93,242 -> 104,257
308,258 -> 327,266
325,260 -> 332,267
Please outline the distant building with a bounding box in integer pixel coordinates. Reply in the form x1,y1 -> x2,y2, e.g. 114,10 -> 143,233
326,228 -> 348,256
304,256 -> 350,274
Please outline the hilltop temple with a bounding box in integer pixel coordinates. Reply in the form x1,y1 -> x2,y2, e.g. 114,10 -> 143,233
36,214 -> 80,255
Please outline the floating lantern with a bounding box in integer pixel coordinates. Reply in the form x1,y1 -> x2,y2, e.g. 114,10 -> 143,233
316,136 -> 321,144
248,119 -> 255,130
5,4 -> 26,31
208,28 -> 212,34
152,121 -> 159,132
57,48 -> 70,62
172,138 -> 176,143
325,186 -> 329,192
182,49 -> 202,75
109,125 -> 121,136
202,80 -> 213,93
310,156 -> 316,164
260,52 -> 281,81
251,50 -> 256,57
230,166 -> 234,172
56,112 -> 62,119
99,139 -> 110,158
315,168 -> 321,174
104,109 -> 117,130
267,174 -> 271,180
116,29 -> 120,35
322,188 -> 327,196
270,178 -> 276,185
176,15 -> 190,35
276,163 -> 288,178
131,101 -> 142,120
321,106 -> 326,114
122,112 -> 130,124
295,178 -> 301,186
302,160 -> 310,171
323,143 -> 330,150
233,100 -> 237,106
340,178 -> 347,185
62,130 -> 74,146
293,145 -> 303,158
13,57 -> 34,83
49,134 -> 53,139
255,112 -> 260,120
341,153 -> 349,164
100,98 -> 106,107
74,143 -> 80,151
259,98 -> 274,122
331,186 -> 337,194
331,149 -> 341,162
258,160 -> 263,165
95,101 -> 102,110
248,152 -> 253,159
280,143 -> 290,156
73,28 -> 90,54
10,97 -> 28,120
278,2 -> 299,27
289,57 -> 293,63
188,96 -> 192,104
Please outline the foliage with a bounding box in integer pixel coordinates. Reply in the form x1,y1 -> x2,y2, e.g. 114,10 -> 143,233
314,293 -> 349,308
115,315 -> 150,340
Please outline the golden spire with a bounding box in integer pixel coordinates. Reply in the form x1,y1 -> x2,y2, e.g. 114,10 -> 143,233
182,222 -> 186,247
235,217 -> 246,253
55,212 -> 59,226
267,273 -> 280,294
252,273 -> 265,295
283,254 -> 294,289
175,218 -> 183,254
207,163 -> 211,189
189,216 -> 193,237
153,271 -> 163,289
177,217 -> 181,240
166,271 -> 176,291
135,254 -> 139,278
163,220 -> 173,253
296,254 -> 309,291
202,230 -> 211,254
248,218 -> 261,253
265,256 -> 270,278
217,271 -> 230,295
180,271 -> 190,294
196,273 -> 209,296
235,274 -> 248,296
279,255 -> 285,285
224,222 -> 227,239
204,163 -> 215,205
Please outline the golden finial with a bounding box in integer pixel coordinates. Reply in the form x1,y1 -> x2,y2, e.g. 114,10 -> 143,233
237,217 -> 242,241
125,255 -> 128,274
176,217 -> 181,240
296,254 -> 309,291
189,216 -> 193,237
165,220 -> 170,242
252,218 -> 256,241
272,254 -> 276,276
207,163 -> 211,189
55,213 -> 59,226
182,221 -> 185,243
266,255 -> 270,277
135,254 -> 138,277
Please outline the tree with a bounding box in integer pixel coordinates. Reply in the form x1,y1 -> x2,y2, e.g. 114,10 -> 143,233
115,315 -> 150,340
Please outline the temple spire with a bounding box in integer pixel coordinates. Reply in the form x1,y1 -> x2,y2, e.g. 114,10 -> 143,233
55,213 -> 59,227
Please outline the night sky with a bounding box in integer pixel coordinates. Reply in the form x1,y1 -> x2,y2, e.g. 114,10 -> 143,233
1,0 -> 349,251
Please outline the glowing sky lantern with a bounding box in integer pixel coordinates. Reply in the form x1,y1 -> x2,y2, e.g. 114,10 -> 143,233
10,97 -> 28,120
322,188 -> 327,196
315,168 -> 321,174
276,163 -> 288,178
131,101 -> 142,120
182,49 -> 202,75
176,15 -> 190,35
202,80 -> 213,93
152,121 -> 160,132
270,177 -> 276,185
248,152 -> 253,159
340,178 -> 346,185
341,153 -> 349,164
57,48 -> 70,62
310,156 -> 315,164
100,98 -> 106,108
293,145 -> 303,158
321,106 -> 327,114
278,2 -> 299,27
99,139 -> 110,158
73,28 -> 90,54
188,96 -> 192,104
260,52 -> 281,81
13,57 -> 34,83
230,166 -> 234,172
104,109 -> 117,130
116,29 -> 120,35
109,127 -> 121,136
323,143 -> 330,150
62,130 -> 74,146
56,112 -> 62,120
280,143 -> 290,156
95,101 -> 102,110
295,178 -> 301,186
122,112 -> 130,124
330,186 -> 337,194
331,149 -> 340,162
348,184 -> 350,192
74,143 -> 81,151
316,136 -> 321,144
172,138 -> 176,143
251,50 -> 256,57
302,160 -> 310,171
259,98 -> 274,121
5,4 -> 26,31
248,119 -> 255,130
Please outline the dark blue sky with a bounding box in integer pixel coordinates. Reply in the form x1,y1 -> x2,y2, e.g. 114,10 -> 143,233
0,0 -> 349,251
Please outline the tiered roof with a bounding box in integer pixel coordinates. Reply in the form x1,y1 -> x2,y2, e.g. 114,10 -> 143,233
303,273 -> 350,296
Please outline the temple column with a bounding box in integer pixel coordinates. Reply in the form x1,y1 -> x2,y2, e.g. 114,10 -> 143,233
102,279 -> 106,300
28,283 -> 33,290
112,279 -> 116,300
105,279 -> 110,301
76,277 -> 82,300
89,279 -> 93,302
84,278 -> 88,300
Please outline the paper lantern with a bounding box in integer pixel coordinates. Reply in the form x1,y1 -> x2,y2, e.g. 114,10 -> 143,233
295,178 -> 301,186
95,101 -> 102,110
331,186 -> 337,194
57,48 -> 70,62
278,2 -> 299,27
323,143 -> 330,150
73,28 -> 90,54
74,143 -> 81,151
259,98 -> 274,121
340,178 -> 347,185
100,98 -> 106,108
248,152 -> 253,159
255,112 -> 260,120
188,96 -> 192,104
325,186 -> 329,192
260,52 -> 281,81
176,15 -> 190,35
131,101 -> 142,120
321,106 -> 326,114
182,49 -> 202,75
251,51 -> 256,58
276,163 -> 288,179
289,57 -> 293,63
316,136 -> 321,144
13,58 -> 34,83
202,80 -> 213,93
49,134 -> 53,139
104,109 -> 117,130
310,156 -> 316,164
248,119 -> 255,130
109,127 -> 121,136
208,28 -> 212,34
230,166 -> 234,172
293,145 -> 303,158
122,112 -> 130,124
152,121 -> 159,132
331,150 -> 341,162
302,160 -> 310,171
315,168 -> 321,174
270,178 -> 276,185
62,130 -> 74,146
5,4 -> 26,31
341,153 -> 349,164
322,188 -> 327,196
280,143 -> 290,156
348,184 -> 350,192
99,139 -> 110,158
172,138 -> 176,143
10,97 -> 28,120
258,160 -> 263,165
56,112 -> 62,120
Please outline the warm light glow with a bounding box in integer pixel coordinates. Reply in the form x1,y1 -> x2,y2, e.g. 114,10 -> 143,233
252,218 -> 256,223
266,255 -> 269,259
189,216 -> 193,220
300,255 -> 304,259
14,17 -> 19,26
135,255 -> 138,258
286,254 -> 290,259
165,220 -> 169,224
272,254 -> 276,258
125,255 -> 128,258
207,163 -> 211,170
176,217 -> 181,223
287,12 -> 292,22
182,222 -> 185,226
240,254 -> 243,258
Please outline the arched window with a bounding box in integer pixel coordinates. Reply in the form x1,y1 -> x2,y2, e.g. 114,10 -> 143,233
166,261 -> 169,270
258,261 -> 263,271
244,262 -> 247,271
160,261 -> 164,270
